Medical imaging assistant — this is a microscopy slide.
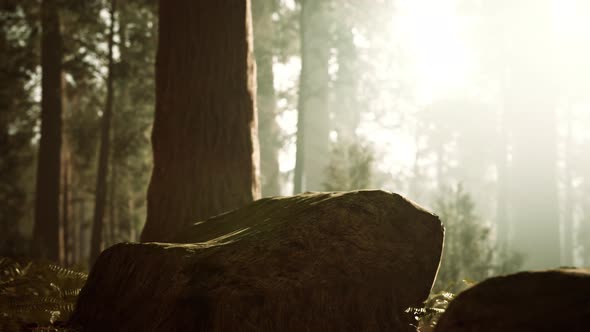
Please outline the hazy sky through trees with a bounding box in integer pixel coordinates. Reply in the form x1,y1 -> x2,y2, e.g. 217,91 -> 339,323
276,0 -> 590,175
270,0 -> 590,268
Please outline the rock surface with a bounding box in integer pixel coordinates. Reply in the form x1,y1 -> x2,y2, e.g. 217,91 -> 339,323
70,190 -> 444,332
436,269 -> 590,332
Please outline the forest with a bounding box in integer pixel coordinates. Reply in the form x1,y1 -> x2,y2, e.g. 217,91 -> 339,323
1,0 -> 590,331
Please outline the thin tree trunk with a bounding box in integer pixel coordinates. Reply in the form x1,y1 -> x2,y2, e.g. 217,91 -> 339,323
90,0 -> 116,265
73,192 -> 81,265
252,0 -> 281,197
117,5 -> 132,243
69,89 -> 81,266
60,154 -> 71,266
331,25 -> 360,139
293,0 -> 331,193
109,158 -> 118,244
81,199 -> 89,264
141,1 -> 260,242
33,0 -> 63,261
60,72 -> 73,266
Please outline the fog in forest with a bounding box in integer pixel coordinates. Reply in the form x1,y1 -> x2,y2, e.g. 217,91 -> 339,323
2,0 -> 590,288
272,0 -> 590,273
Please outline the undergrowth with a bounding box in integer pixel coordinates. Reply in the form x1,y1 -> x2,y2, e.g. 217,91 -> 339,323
1,255 -> 467,332
0,257 -> 87,332
406,280 -> 473,331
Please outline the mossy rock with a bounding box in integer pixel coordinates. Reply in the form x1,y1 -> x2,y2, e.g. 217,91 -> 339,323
70,190 -> 444,331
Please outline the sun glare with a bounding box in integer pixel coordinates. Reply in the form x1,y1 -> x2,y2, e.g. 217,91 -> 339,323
395,0 -> 476,105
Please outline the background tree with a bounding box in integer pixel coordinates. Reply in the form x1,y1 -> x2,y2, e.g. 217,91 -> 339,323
293,0 -> 331,193
0,0 -> 38,256
141,1 -> 260,242
323,140 -> 374,191
252,0 -> 282,197
32,0 -> 63,262
89,0 -> 116,265
110,0 -> 156,244
434,185 -> 523,292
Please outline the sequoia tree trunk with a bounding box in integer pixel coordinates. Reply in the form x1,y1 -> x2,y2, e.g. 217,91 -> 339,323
293,0 -> 331,193
141,1 -> 260,242
32,0 -> 63,261
90,0 -> 116,265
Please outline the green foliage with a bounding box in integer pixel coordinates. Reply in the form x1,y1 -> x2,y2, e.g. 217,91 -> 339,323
406,290 -> 455,331
0,257 -> 87,331
0,1 -> 39,255
405,280 -> 474,331
434,184 -> 523,292
323,140 -> 374,191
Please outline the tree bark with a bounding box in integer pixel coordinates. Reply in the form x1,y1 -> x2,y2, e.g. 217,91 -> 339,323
252,0 -> 281,197
33,0 -> 63,262
90,0 -> 116,265
293,0 -> 331,193
141,0 -> 260,242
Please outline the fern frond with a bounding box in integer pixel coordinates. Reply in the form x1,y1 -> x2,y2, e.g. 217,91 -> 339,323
0,257 -> 87,330
46,265 -> 87,281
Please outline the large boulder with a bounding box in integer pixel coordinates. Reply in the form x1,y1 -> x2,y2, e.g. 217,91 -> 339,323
70,190 -> 444,331
436,269 -> 590,332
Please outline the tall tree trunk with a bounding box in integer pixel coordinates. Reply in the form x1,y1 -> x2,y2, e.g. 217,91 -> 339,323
60,72 -> 72,266
33,0 -> 63,261
252,0 -> 281,197
69,88 -> 81,265
73,193 -> 81,265
109,158 -> 118,244
80,199 -> 89,263
60,153 -> 70,265
141,1 -> 260,242
293,0 -> 331,193
90,0 -> 116,265
116,5 -> 132,243
331,26 -> 360,139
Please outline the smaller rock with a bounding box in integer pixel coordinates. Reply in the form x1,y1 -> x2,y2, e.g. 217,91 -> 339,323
435,269 -> 590,332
